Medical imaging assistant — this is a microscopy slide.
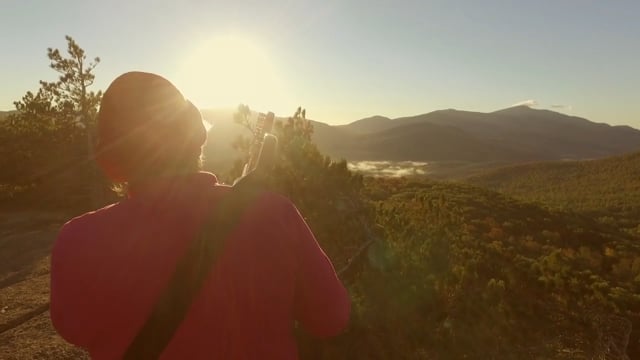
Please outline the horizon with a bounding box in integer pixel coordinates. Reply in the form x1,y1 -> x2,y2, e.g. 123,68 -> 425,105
2,1 -> 639,127
191,103 -> 640,131
3,99 -> 636,130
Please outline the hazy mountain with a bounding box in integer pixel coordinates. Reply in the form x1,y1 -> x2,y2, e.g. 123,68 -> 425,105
334,115 -> 393,134
313,106 -> 640,162
198,108 -> 246,172
337,122 -> 535,162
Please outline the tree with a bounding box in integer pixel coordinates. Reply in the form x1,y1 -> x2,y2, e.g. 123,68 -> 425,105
41,35 -> 102,143
226,105 -> 383,358
0,35 -> 104,208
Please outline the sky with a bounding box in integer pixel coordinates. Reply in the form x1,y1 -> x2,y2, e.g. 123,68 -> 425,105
1,0 -> 639,127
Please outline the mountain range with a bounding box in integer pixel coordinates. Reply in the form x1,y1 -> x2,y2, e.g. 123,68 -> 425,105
200,106 -> 640,174
317,106 -> 640,161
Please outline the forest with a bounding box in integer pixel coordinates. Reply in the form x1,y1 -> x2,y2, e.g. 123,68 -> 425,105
1,36 -> 639,359
467,153 -> 640,237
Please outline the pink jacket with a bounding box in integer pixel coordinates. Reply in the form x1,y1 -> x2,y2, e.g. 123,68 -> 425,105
50,172 -> 350,359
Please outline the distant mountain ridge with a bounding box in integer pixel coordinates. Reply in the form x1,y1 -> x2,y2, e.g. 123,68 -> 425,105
304,106 -> 640,161
334,115 -> 392,134
153,106 -> 640,174
320,105 -> 640,162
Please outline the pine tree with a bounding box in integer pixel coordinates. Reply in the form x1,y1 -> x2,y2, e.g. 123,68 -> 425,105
1,35 -> 104,207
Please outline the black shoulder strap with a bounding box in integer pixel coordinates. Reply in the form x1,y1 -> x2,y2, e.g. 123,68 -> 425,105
123,179 -> 262,359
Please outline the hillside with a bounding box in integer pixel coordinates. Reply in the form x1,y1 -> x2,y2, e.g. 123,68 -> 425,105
334,115 -> 393,134
198,108 -> 244,173
358,178 -> 640,359
466,151 -> 640,233
343,122 -> 535,162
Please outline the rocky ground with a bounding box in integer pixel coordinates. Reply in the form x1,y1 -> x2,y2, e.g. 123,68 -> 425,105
0,211 -> 88,359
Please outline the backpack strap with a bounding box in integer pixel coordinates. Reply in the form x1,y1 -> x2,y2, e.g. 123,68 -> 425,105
123,178 -> 263,359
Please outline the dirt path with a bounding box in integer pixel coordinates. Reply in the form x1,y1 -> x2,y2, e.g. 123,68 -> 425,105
0,211 -> 88,359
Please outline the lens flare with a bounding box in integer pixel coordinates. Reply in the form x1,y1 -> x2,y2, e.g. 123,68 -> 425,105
175,35 -> 291,112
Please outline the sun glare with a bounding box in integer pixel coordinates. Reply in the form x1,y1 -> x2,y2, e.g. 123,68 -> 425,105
175,35 -> 290,113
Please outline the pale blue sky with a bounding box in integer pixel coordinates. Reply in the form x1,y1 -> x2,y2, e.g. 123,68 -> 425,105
1,0 -> 639,126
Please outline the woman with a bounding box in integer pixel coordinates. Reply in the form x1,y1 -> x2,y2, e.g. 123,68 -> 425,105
50,71 -> 350,359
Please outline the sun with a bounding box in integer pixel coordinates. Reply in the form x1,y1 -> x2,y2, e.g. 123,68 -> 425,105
174,35 -> 290,113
